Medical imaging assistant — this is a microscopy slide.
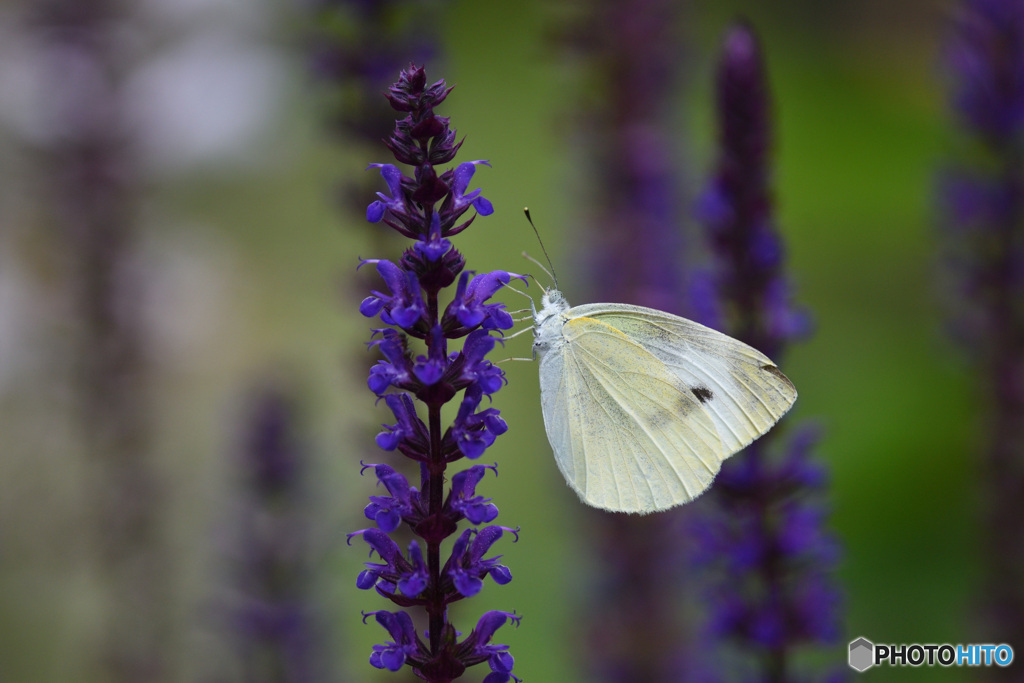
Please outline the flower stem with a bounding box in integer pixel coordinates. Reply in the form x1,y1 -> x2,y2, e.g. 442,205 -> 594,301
428,401 -> 445,655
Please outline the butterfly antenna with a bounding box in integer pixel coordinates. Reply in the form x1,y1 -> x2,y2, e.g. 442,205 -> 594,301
524,207 -> 558,289
504,283 -> 535,303
520,256 -> 551,294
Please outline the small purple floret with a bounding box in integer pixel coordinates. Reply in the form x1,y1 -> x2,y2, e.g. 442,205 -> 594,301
451,161 -> 494,215
449,464 -> 500,524
364,610 -> 422,671
366,164 -> 407,223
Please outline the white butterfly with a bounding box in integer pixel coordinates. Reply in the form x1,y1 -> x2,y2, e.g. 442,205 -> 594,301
531,288 -> 796,514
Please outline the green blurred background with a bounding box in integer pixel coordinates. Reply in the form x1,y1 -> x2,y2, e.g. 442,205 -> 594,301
0,0 -> 986,681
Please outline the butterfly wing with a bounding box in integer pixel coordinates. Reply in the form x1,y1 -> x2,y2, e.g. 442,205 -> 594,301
539,315 -> 725,513
567,303 -> 797,457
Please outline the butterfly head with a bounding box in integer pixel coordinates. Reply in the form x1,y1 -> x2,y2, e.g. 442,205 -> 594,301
536,289 -> 569,322
542,288 -> 567,308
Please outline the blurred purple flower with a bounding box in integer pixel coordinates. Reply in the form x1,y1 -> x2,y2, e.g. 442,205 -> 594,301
691,22 -> 844,682
230,387 -> 322,682
309,0 -> 442,144
564,1 -> 695,679
947,0 -> 1024,141
939,0 -> 1024,662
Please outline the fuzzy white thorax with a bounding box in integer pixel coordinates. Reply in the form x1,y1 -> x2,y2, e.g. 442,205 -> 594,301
532,289 -> 571,356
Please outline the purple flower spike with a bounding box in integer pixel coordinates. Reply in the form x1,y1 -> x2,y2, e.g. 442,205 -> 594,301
230,388 -> 317,678
940,0 -> 1024,652
352,66 -> 519,681
692,22 -> 843,681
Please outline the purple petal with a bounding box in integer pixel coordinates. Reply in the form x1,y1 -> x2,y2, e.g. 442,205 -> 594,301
452,160 -> 490,195
463,329 -> 497,362
398,574 -> 426,597
453,571 -> 484,597
375,429 -> 401,451
360,296 -> 385,318
472,610 -> 520,644
489,565 -> 512,585
412,359 -> 445,384
380,648 -> 405,671
357,570 -> 378,589
469,525 -> 507,561
367,200 -> 386,223
360,528 -> 402,564
367,364 -> 395,394
474,196 -> 494,215
451,464 -> 490,497
462,503 -> 498,525
376,508 -> 402,533
490,651 -> 514,673
375,260 -> 408,298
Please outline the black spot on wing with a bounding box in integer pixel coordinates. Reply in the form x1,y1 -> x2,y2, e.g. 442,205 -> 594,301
760,364 -> 796,391
691,386 -> 714,403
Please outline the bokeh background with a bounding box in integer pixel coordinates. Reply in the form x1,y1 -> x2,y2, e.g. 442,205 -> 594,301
0,0 -> 992,681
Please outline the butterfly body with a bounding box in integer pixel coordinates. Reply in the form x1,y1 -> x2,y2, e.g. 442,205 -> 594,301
531,289 -> 796,514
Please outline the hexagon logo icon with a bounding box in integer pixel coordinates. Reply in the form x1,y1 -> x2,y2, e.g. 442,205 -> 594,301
849,637 -> 874,672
